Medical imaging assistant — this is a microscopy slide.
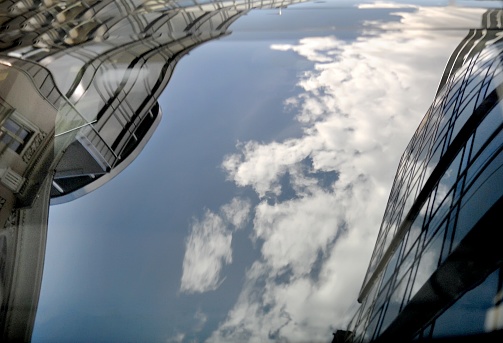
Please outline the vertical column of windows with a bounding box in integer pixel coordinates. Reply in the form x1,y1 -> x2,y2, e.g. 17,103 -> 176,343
374,95 -> 502,340
352,284 -> 378,343
357,50 -> 486,331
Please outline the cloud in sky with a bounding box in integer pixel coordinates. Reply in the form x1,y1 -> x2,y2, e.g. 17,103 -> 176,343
180,198 -> 251,294
194,308 -> 208,332
208,6 -> 480,343
167,332 -> 186,343
222,197 -> 252,229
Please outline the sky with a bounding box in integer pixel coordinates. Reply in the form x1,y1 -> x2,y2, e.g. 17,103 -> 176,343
31,1 -> 486,342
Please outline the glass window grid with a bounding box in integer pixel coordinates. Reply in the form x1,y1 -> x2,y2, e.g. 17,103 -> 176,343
423,193 -> 452,249
452,172 -> 466,204
401,180 -> 419,224
470,106 -> 503,163
367,270 -> 389,328
367,216 -> 454,340
454,145 -> 503,255
371,198 -> 402,272
475,58 -> 499,101
422,112 -> 443,150
488,68 -> 503,94
397,238 -> 419,286
354,282 -> 381,343
439,126 -> 502,254
416,266 -> 502,339
407,145 -> 432,195
423,220 -> 448,267
456,70 -> 486,107
379,230 -> 396,268
443,83 -> 461,114
436,73 -> 486,145
374,235 -> 434,337
404,230 -> 429,286
440,207 -> 459,263
364,249 -> 383,289
451,92 -> 479,136
378,212 -> 404,269
458,55 -> 485,98
391,238 -> 410,277
376,295 -> 400,337
349,301 -> 367,336
391,193 -> 408,232
385,125 -> 441,242
382,269 -> 415,335
420,151 -> 464,252
431,109 -> 452,143
477,78 -> 492,106
408,236 -> 430,300
451,87 -> 488,141
442,115 -> 458,154
358,262 -> 398,341
355,39 -> 503,342
380,246 -> 401,291
364,309 -> 382,342
422,143 -> 442,184
395,147 -> 416,188
403,251 -> 421,306
399,268 -> 415,312
388,177 -> 406,214
365,112 -> 449,285
460,135 -> 473,173
374,223 -> 444,339
364,92 -> 464,302
404,211 -> 432,304
450,55 -> 500,126
466,127 -> 503,186
371,305 -> 389,341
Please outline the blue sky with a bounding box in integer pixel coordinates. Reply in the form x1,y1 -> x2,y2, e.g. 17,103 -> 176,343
31,1 -> 483,342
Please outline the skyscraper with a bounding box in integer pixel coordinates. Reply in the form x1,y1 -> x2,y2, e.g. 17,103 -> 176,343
344,9 -> 503,342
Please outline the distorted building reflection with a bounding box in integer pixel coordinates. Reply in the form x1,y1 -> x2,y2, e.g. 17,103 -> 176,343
341,9 -> 503,343
0,0 -> 304,341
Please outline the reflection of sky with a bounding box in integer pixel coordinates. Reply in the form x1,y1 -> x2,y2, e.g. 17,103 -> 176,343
32,2 -> 484,343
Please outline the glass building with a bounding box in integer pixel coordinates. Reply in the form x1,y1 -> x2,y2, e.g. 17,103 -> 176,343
344,9 -> 503,343
0,0 -> 302,204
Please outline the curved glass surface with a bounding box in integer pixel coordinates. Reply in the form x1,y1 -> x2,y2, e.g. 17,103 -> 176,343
0,1 -> 502,342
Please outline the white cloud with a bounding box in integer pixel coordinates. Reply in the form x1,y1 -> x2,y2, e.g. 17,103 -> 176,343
194,309 -> 208,332
180,210 -> 232,294
221,197 -> 252,229
210,7 -> 480,343
167,332 -> 185,343
180,198 -> 251,294
357,2 -> 417,9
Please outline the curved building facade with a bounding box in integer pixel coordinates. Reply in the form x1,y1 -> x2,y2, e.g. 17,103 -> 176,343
344,10 -> 503,343
1,0 -> 305,204
0,1 -> 306,341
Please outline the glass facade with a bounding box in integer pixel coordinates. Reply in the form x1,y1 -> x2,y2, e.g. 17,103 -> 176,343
1,0 -> 305,203
0,1 -> 308,341
346,10 -> 503,343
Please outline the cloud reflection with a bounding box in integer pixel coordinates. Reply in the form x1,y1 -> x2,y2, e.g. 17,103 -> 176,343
181,198 -> 251,294
208,7 -> 478,343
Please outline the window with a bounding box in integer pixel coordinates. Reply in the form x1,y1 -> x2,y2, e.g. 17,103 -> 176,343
0,117 -> 32,154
